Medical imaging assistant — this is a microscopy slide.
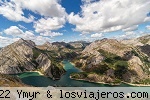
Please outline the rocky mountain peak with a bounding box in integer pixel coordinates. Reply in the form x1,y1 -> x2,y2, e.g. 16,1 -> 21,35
44,41 -> 52,46
0,39 -> 65,79
18,38 -> 25,42
83,38 -> 131,57
13,38 -> 36,48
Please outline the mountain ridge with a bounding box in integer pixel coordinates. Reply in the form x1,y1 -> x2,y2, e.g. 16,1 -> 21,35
71,35 -> 150,85
0,38 -> 65,79
0,35 -> 149,86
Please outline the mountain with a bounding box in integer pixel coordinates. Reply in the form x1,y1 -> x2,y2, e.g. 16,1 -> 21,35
140,44 -> 150,57
0,35 -> 149,86
0,38 -> 65,79
121,35 -> 150,46
36,42 -> 59,51
82,38 -> 132,57
138,35 -> 150,45
71,37 -> 150,85
69,41 -> 90,49
36,41 -> 89,60
52,42 -> 74,49
0,74 -> 27,87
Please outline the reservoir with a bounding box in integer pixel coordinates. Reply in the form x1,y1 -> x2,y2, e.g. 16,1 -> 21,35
17,60 -> 131,87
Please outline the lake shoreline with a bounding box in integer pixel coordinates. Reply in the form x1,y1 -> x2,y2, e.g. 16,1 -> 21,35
70,62 -> 83,72
17,61 -> 150,87
70,76 -> 120,86
122,82 -> 150,87
70,76 -> 150,87
28,71 -> 44,76
68,61 -> 150,87
62,61 -> 81,71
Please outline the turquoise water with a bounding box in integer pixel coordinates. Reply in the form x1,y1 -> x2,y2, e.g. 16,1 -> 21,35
17,60 -> 131,87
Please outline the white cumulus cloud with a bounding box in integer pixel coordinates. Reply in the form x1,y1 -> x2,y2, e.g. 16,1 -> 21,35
18,24 -> 27,29
15,0 -> 66,17
40,31 -> 63,37
118,31 -> 143,39
82,0 -> 100,3
0,0 -> 66,23
68,0 -> 150,34
0,0 -> 34,22
146,25 -> 150,30
91,33 -> 103,38
123,25 -> 138,32
34,17 -> 66,33
34,36 -> 51,45
4,26 -> 24,36
0,36 -> 19,47
1,26 -> 57,47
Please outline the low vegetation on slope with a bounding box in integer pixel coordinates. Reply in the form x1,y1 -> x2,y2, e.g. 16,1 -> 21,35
0,35 -> 149,86
71,50 -> 129,84
0,74 -> 27,87
0,39 -> 65,80
138,35 -> 150,44
131,48 -> 150,74
71,38 -> 150,85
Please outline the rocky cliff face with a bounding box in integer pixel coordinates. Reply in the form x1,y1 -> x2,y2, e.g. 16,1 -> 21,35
0,35 -> 149,85
0,39 -> 65,79
139,45 -> 150,57
73,37 -> 150,84
78,39 -> 132,69
0,39 -> 35,74
35,53 -> 65,79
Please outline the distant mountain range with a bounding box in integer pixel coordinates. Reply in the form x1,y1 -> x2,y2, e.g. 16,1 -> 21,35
0,35 -> 149,86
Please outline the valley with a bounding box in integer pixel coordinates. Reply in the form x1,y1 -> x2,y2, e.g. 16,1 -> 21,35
0,35 -> 150,87
15,60 -> 131,87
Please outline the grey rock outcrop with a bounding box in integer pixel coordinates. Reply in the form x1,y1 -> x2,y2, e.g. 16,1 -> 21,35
0,39 -> 65,79
83,38 -> 131,57
36,41 -> 58,51
0,39 -> 36,74
69,41 -> 90,49
73,37 -> 150,84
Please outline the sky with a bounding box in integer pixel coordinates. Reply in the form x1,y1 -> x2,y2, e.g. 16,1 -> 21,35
0,0 -> 150,47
